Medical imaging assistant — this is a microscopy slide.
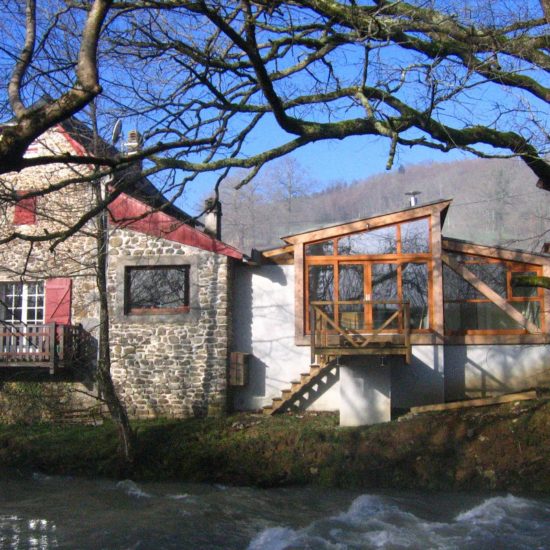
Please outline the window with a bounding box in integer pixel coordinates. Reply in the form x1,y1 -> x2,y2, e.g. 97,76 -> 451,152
443,259 -> 543,334
13,193 -> 37,225
0,282 -> 44,324
304,217 -> 432,333
125,266 -> 190,314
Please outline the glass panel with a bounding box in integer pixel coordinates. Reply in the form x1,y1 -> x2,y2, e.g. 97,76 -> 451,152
468,263 -> 507,298
402,263 -> 429,329
443,265 -> 480,300
512,302 -> 540,327
308,265 -> 334,302
511,272 -> 539,297
372,263 -> 398,328
338,225 -> 397,255
127,266 -> 189,311
305,240 -> 333,256
339,265 -> 364,329
4,283 -> 23,322
444,302 -> 524,331
401,218 -> 430,254
308,265 -> 334,321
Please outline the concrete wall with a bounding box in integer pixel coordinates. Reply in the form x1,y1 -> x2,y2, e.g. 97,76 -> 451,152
231,263 -> 340,411
444,345 -> 550,401
340,358 -> 391,426
233,264 -> 550,424
392,346 -> 445,409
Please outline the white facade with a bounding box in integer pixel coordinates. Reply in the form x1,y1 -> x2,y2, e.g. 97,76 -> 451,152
232,263 -> 339,412
232,262 -> 550,424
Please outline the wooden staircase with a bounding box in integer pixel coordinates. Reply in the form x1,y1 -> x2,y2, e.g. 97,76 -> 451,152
263,301 -> 413,415
263,358 -> 336,415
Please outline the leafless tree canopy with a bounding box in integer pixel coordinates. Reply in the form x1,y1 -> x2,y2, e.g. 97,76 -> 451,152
0,0 -> 549,192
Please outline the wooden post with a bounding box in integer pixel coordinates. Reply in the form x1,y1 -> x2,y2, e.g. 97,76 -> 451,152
49,323 -> 57,375
404,302 -> 412,364
310,305 -> 316,364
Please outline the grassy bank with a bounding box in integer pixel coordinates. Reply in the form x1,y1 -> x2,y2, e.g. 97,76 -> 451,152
1,397 -> 549,492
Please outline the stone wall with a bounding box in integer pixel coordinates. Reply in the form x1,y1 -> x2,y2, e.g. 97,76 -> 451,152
107,227 -> 231,418
0,126 -> 233,420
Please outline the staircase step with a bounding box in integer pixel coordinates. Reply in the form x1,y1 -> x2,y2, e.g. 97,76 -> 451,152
265,360 -> 337,415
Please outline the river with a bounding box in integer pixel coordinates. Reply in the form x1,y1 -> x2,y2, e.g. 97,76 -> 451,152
0,472 -> 549,549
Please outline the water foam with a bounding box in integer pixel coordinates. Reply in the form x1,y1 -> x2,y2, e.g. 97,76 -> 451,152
247,493 -> 550,550
116,479 -> 152,499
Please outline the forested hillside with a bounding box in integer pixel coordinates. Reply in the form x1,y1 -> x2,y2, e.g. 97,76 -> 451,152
217,158 -> 549,255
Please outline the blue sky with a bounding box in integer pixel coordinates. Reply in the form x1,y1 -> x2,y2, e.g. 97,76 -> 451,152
180,130 -> 472,214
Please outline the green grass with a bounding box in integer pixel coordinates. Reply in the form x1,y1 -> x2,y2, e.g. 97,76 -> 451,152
0,402 -> 548,492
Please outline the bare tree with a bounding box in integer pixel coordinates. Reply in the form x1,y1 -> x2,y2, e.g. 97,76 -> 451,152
0,0 -> 548,194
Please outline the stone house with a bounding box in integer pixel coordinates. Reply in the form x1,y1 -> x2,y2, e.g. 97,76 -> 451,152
0,121 -> 242,419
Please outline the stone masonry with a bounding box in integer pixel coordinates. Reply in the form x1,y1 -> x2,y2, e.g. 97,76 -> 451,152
0,126 -> 233,420
108,228 -> 231,418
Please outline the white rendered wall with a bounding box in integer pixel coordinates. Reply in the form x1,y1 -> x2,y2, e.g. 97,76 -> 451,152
340,358 -> 391,426
444,345 -> 550,401
232,263 -> 340,411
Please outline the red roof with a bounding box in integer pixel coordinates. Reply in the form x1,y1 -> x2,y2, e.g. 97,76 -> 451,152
54,123 -> 243,260
108,193 -> 243,260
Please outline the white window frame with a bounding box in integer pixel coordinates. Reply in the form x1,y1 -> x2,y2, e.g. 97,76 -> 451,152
0,282 -> 45,324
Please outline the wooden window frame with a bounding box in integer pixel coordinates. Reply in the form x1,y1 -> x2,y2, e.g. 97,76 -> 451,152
304,216 -> 433,335
124,265 -> 190,316
442,255 -> 544,335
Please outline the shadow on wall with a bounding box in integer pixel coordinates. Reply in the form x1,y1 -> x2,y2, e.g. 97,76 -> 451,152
232,263 -> 288,351
391,351 -> 443,409
340,357 -> 391,425
231,263 -> 291,410
285,364 -> 339,413
444,346 -> 513,401
232,355 -> 268,410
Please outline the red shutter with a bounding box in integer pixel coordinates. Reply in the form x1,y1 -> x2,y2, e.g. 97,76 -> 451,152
45,278 -> 72,325
14,193 -> 37,225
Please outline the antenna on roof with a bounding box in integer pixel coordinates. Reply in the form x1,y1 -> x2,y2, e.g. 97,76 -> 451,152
405,191 -> 421,207
111,119 -> 122,145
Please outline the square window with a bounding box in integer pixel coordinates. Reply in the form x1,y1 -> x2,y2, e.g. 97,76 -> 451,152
0,281 -> 44,323
124,266 -> 190,315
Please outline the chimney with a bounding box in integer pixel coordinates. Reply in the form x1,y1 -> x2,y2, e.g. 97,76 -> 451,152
405,191 -> 421,207
542,243 -> 550,254
204,197 -> 222,240
124,129 -> 142,156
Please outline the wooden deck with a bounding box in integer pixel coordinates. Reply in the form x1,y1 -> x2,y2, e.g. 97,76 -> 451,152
310,300 -> 412,364
0,323 -> 85,374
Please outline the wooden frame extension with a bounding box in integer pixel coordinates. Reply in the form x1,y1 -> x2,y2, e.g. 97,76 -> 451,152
262,200 -> 550,347
284,200 -> 451,346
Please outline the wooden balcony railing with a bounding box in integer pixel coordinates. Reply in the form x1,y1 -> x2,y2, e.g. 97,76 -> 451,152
310,300 -> 411,364
0,323 -> 85,374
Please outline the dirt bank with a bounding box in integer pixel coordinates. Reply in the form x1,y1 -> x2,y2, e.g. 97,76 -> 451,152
0,395 -> 548,492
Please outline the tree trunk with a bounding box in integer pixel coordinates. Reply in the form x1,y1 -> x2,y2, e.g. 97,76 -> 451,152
96,186 -> 135,465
